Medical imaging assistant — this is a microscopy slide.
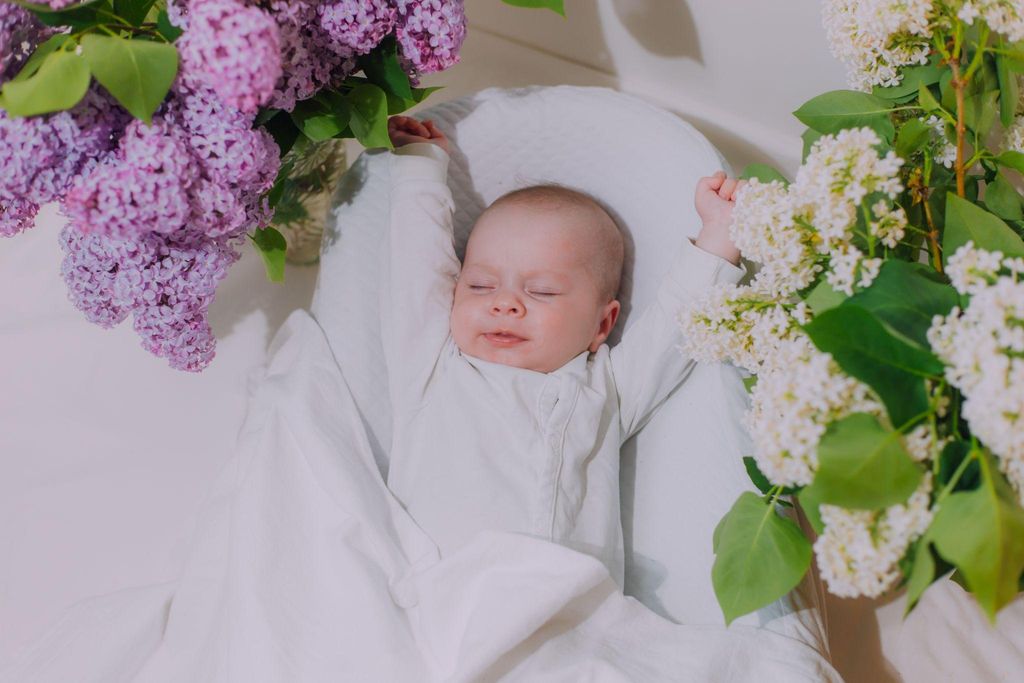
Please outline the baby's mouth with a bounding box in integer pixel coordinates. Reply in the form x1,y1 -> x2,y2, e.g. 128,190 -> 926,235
483,331 -> 527,346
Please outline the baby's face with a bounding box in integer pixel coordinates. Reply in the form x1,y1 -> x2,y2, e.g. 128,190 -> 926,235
451,202 -> 619,374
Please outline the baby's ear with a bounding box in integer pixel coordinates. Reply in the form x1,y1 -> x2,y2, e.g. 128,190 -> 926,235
590,299 -> 621,351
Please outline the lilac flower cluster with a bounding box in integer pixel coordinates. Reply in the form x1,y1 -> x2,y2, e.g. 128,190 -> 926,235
319,0 -> 396,56
0,88 -> 127,237
0,3 -> 51,81
58,72 -> 279,371
2,0 -> 467,371
178,0 -> 282,113
394,0 -> 466,77
60,227 -> 239,371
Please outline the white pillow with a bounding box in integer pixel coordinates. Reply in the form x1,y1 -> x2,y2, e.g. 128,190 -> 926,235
312,86 -> 828,647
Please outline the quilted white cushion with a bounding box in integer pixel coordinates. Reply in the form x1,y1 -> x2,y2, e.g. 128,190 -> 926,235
312,86 -> 827,648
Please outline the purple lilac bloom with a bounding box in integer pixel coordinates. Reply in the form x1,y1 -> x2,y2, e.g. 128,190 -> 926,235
1,196 -> 39,237
318,0 -> 395,56
263,0 -> 356,111
64,118 -> 199,239
58,226 -> 133,328
178,0 -> 282,113
0,88 -> 127,236
60,226 -> 239,371
394,0 -> 466,77
165,72 -> 279,235
0,3 -> 51,81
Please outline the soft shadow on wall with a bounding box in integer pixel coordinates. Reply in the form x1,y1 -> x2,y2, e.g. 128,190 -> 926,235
470,0 -> 795,173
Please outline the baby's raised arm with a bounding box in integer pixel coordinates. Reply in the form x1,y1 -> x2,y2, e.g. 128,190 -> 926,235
610,173 -> 745,440
380,116 -> 460,414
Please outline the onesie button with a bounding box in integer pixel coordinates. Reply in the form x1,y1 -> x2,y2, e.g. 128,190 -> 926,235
388,576 -> 419,608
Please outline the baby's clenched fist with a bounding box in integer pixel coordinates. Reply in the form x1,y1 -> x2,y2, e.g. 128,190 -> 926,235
387,115 -> 450,154
694,171 -> 744,266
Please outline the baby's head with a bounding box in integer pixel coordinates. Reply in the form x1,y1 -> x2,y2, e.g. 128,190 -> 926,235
451,184 -> 624,373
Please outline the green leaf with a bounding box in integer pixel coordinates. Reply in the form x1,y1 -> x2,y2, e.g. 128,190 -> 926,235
742,374 -> 758,393
743,456 -> 797,496
793,90 -> 895,142
711,492 -> 812,625
962,90 -> 999,138
918,82 -> 944,114
985,173 -> 1024,221
873,63 -> 943,101
803,306 -> 943,427
895,117 -> 932,159
802,278 -> 846,316
500,0 -> 565,15
845,260 -> 959,347
938,440 -> 980,492
997,49 -> 1021,128
930,451 -> 1024,622
996,150 -> 1024,175
250,227 -> 287,283
261,109 -> 301,157
801,128 -> 822,163
290,97 -> 350,142
739,163 -> 788,184
80,34 -> 178,124
905,538 -> 936,615
361,36 -> 412,100
798,484 -> 826,535
0,49 -> 90,117
385,85 -> 443,115
10,33 -> 69,83
811,413 -> 922,510
156,8 -> 183,42
348,83 -> 392,149
114,0 -> 157,26
943,192 -> 1024,263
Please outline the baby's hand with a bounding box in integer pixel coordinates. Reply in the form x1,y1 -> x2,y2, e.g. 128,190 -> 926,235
387,115 -> 450,154
694,171 -> 743,266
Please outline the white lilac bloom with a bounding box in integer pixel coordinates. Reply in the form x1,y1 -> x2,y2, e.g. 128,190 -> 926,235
729,179 -> 821,298
928,274 -> 1024,503
926,115 -> 958,168
869,200 -> 909,249
792,127 -> 904,255
678,284 -> 804,374
814,474 -> 934,598
746,336 -> 884,487
945,241 -> 1004,295
822,0 -> 935,91
825,246 -> 883,295
903,423 -> 947,462
958,1 -> 1024,41
1004,115 -> 1024,154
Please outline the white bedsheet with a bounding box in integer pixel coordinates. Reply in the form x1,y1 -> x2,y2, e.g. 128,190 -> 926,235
1,309 -> 840,682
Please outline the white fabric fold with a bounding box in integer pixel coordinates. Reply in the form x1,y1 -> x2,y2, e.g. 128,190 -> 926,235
1,310 -> 840,683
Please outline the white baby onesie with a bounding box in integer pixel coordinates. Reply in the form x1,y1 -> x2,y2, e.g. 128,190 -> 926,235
382,142 -> 744,585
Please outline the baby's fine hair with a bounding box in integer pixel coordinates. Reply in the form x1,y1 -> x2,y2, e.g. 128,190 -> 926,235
488,183 -> 625,302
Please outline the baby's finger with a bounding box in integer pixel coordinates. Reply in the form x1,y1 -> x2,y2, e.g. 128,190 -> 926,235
719,178 -> 739,200
696,174 -> 725,193
424,120 -> 445,139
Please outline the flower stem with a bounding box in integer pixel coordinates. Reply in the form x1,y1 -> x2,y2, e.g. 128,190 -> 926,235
948,55 -> 968,198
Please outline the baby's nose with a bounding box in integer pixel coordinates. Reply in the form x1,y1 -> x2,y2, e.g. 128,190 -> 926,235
491,294 -> 524,316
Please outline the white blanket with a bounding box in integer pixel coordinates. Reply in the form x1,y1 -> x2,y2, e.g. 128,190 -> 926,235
2,310 -> 840,682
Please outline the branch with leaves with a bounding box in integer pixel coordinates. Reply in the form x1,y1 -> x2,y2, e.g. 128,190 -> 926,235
687,1 -> 1024,625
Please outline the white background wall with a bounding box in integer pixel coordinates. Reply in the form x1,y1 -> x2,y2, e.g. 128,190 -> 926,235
466,0 -> 849,173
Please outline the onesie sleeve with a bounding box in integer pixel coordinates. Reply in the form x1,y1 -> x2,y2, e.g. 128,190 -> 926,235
381,142 -> 461,413
610,237 -> 745,442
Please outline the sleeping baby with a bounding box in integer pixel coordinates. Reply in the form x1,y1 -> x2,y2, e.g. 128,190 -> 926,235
383,115 -> 745,585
